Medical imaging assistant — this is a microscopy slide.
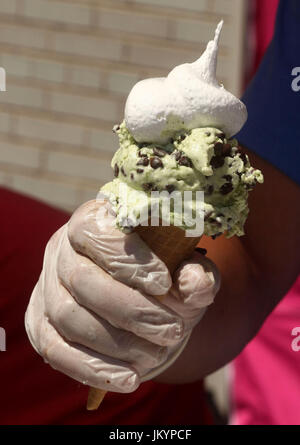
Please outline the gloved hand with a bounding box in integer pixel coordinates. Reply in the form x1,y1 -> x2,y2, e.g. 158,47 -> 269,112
25,199 -> 220,393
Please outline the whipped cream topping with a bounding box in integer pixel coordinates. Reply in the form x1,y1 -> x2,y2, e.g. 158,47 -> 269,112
125,21 -> 247,144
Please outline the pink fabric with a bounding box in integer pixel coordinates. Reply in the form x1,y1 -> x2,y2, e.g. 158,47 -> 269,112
254,0 -> 279,72
231,0 -> 300,426
232,276 -> 300,425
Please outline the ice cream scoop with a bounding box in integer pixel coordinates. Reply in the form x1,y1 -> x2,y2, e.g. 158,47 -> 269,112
102,124 -> 263,238
125,21 -> 247,144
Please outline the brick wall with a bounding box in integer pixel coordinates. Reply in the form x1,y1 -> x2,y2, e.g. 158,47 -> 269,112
0,0 -> 247,212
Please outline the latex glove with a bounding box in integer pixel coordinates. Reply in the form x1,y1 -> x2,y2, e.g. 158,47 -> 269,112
25,200 -> 220,393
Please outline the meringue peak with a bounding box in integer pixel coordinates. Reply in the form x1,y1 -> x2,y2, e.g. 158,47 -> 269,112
192,20 -> 223,85
125,21 -> 247,144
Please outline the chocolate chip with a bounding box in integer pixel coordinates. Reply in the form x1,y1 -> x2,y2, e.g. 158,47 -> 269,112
204,210 -> 213,221
121,167 -> 127,177
220,182 -> 233,195
130,173 -> 134,180
136,168 -> 144,174
166,184 -> 176,193
195,247 -> 207,256
153,147 -> 166,157
178,134 -> 186,141
223,175 -> 232,182
214,142 -> 224,156
218,132 -> 226,140
173,150 -> 182,161
150,157 -> 163,169
114,164 -> 119,177
222,144 -> 232,157
178,156 -> 192,167
210,156 -> 225,169
143,183 -> 155,192
240,152 -> 248,165
137,157 -> 149,166
205,185 -> 214,195
138,150 -> 148,157
112,124 -> 120,133
205,132 -> 211,137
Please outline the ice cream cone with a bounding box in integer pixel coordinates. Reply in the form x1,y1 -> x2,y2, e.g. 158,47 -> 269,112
136,223 -> 201,275
86,224 -> 201,410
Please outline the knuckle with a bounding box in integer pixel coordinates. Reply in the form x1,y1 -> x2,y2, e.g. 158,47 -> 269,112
67,216 -> 83,252
68,263 -> 88,295
49,293 -> 77,329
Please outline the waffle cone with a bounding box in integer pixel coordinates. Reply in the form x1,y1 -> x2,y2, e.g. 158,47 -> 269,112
87,224 -> 201,410
136,224 -> 201,275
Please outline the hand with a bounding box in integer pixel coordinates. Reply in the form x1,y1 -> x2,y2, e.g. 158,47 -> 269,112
25,200 -> 220,393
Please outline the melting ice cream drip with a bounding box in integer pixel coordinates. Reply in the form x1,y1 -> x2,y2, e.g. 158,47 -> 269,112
125,21 -> 247,144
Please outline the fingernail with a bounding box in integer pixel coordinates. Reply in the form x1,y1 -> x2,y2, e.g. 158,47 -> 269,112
170,320 -> 184,341
124,372 -> 139,391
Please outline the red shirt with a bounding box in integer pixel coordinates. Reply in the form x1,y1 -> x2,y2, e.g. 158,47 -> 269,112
0,187 -> 212,425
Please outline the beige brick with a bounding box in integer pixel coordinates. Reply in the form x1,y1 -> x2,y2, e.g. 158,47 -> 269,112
33,58 -> 64,83
47,151 -> 113,183
133,0 -> 207,12
50,90 -> 120,122
175,19 -> 234,47
77,186 -> 100,205
107,70 -> 138,95
0,111 -> 12,133
0,171 -> 12,186
128,44 -> 200,70
0,24 -> 46,49
0,140 -> 40,168
216,56 -> 232,82
0,0 -> 17,14
2,84 -> 43,108
2,53 -> 64,83
89,127 -> 116,153
11,174 -> 78,210
212,0 -> 236,15
1,54 -> 30,78
23,0 -> 90,26
70,65 -> 101,89
17,115 -> 84,146
54,32 -> 122,61
99,9 -> 169,39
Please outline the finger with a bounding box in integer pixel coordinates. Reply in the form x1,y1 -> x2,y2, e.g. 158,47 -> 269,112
47,283 -> 168,369
174,252 -> 220,306
26,283 -> 139,392
43,319 -> 139,392
57,233 -> 183,347
160,252 -> 220,329
67,200 -> 171,296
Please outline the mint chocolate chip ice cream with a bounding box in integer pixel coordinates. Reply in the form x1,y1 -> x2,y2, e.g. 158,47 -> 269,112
101,123 -> 263,238
100,21 -> 263,239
